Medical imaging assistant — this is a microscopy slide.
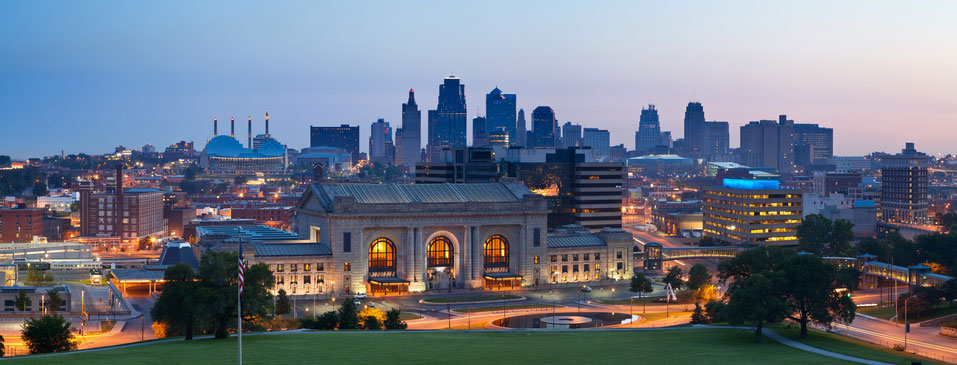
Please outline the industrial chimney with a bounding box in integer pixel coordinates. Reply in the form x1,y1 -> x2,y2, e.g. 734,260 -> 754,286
248,116 -> 252,148
214,116 -> 218,136
230,116 -> 235,137
115,164 -> 124,237
265,112 -> 270,137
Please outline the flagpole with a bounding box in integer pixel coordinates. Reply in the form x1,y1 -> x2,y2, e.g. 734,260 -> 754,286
238,231 -> 243,365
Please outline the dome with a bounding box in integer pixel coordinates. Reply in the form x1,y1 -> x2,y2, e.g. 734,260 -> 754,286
204,135 -> 251,157
257,138 -> 286,157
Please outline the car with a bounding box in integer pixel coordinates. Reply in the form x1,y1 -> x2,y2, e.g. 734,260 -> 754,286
354,293 -> 367,299
580,285 -> 592,292
354,299 -> 362,306
367,302 -> 376,308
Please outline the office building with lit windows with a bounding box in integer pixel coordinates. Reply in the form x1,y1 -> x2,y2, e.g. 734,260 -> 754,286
702,179 -> 803,246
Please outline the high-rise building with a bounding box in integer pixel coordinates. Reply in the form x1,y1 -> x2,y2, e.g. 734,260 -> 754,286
486,88 -> 517,147
635,104 -> 662,153
582,128 -> 611,162
562,122 -> 582,148
881,143 -> 930,224
516,109 -> 527,147
415,147 -> 499,184
703,179 -> 803,246
427,75 -> 467,161
739,115 -> 795,173
703,121 -> 730,160
794,123 -> 834,164
683,102 -> 706,157
397,89 -> 422,170
368,119 -> 394,165
311,124 -> 360,165
488,126 -> 510,147
530,106 -> 557,148
78,173 -> 166,242
472,116 -> 488,147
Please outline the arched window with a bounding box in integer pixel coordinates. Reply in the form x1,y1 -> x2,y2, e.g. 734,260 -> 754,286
484,235 -> 509,271
368,238 -> 396,277
427,236 -> 453,267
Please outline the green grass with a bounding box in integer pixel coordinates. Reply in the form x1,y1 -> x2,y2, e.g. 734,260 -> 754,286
5,328 -> 906,364
422,294 -> 522,304
452,304 -> 553,313
397,312 -> 422,321
859,304 -> 957,323
767,323 -> 934,364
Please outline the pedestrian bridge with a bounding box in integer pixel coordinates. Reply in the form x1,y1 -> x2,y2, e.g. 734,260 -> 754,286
635,243 -> 952,288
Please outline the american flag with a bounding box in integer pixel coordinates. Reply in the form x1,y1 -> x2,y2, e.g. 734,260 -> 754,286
238,244 -> 245,295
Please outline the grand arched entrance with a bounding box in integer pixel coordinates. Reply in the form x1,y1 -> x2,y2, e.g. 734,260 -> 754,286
483,235 -> 521,289
367,238 -> 408,295
426,236 -> 455,291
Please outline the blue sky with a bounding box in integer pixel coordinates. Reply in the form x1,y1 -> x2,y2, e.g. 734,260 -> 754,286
1,0 -> 956,159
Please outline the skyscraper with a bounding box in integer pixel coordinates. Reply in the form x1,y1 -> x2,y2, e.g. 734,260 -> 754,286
881,143 -> 930,224
635,104 -> 662,153
398,88 -> 421,170
793,123 -> 834,164
369,118 -> 394,165
739,115 -> 795,173
486,88 -> 517,147
311,124 -> 360,165
703,121 -> 730,160
427,75 -> 467,161
582,128 -> 611,162
516,108 -> 527,147
562,122 -> 582,148
472,116 -> 488,147
530,106 -> 556,148
683,102 -> 706,157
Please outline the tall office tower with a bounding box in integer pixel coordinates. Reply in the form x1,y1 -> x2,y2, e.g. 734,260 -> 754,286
660,131 -> 673,148
369,118 -> 394,165
311,124 -> 360,165
793,123 -> 834,164
399,88 -> 422,170
881,143 -> 930,224
635,104 -> 661,153
739,115 -> 796,174
486,87 -> 517,146
530,106 -> 557,148
472,116 -> 488,147
516,108 -> 527,147
582,128 -> 611,162
562,122 -> 582,148
488,126 -> 510,147
426,75 -> 467,161
683,102 -> 706,157
703,179 -> 802,246
703,121 -> 730,160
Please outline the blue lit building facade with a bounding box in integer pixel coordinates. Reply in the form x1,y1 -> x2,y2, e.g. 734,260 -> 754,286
427,75 -> 467,161
702,179 -> 803,246
485,88 -> 517,147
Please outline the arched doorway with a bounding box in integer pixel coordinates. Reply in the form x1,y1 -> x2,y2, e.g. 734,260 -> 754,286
368,238 -> 407,295
483,235 -> 519,289
426,236 -> 455,291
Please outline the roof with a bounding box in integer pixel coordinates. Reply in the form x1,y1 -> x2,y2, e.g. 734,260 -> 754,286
253,243 -> 332,257
547,234 -> 607,248
196,225 -> 300,242
315,182 -> 534,205
158,242 -> 200,268
111,269 -> 166,282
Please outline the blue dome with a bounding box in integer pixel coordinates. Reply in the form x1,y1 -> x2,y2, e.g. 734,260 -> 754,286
205,135 -> 252,157
258,139 -> 286,157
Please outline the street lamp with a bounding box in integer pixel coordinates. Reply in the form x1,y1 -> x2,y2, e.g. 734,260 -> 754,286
904,295 -> 917,350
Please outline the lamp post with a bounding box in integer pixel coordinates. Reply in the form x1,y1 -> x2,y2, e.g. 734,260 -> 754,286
904,295 -> 917,350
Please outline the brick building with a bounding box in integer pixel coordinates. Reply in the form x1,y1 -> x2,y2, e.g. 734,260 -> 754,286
0,208 -> 44,243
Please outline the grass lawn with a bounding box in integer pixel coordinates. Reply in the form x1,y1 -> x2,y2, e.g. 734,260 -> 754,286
859,304 -> 957,323
5,328 -> 907,364
767,323 -> 934,364
397,312 -> 423,321
452,304 -> 553,313
422,294 -> 522,304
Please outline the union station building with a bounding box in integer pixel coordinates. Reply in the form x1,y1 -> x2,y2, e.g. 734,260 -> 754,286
256,182 -> 635,296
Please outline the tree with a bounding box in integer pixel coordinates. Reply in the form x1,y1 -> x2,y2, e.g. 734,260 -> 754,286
20,314 -> 77,354
662,266 -> 684,291
384,308 -> 408,330
14,290 -> 30,312
704,300 -> 727,323
943,278 -> 957,303
358,307 -> 386,330
182,164 -> 201,180
361,316 -> 383,330
275,289 -> 291,318
629,273 -> 654,298
835,267 -> 860,291
241,263 -> 275,319
690,304 -> 708,324
686,264 -> 712,291
151,263 -> 201,340
693,285 -> 719,304
315,311 -> 339,330
717,245 -> 793,282
337,298 -> 359,329
796,214 -> 854,256
777,254 -> 856,337
32,182 -> 48,197
25,266 -> 54,286
45,289 -> 63,313
726,273 -> 789,343
0,334 -> 4,357
197,251 -> 240,338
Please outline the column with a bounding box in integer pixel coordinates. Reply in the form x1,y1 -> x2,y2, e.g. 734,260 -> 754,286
519,225 -> 527,279
462,225 -> 470,281
407,227 -> 415,283
472,226 -> 482,285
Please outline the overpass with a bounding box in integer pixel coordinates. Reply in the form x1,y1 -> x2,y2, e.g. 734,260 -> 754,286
635,243 -> 952,288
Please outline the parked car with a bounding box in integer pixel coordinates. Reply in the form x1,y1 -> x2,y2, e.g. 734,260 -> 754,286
354,293 -> 367,299
580,285 -> 592,292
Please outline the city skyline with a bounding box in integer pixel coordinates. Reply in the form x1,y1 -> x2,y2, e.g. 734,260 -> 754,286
2,1 -> 957,159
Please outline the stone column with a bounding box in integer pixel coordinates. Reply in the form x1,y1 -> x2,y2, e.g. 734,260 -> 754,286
519,225 -> 527,281
407,227 -> 415,283
462,225 -> 470,281
471,226 -> 482,288
410,227 -> 425,292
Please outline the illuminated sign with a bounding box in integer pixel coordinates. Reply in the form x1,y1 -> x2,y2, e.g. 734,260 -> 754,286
721,179 -> 780,190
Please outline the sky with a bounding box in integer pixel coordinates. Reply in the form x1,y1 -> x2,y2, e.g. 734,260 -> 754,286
1,0 -> 956,159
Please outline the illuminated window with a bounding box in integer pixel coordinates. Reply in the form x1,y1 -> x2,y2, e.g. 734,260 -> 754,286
427,236 -> 453,267
277,264 -> 284,273
343,262 -> 351,271
533,256 -> 540,264
304,264 -> 311,272
484,235 -> 509,271
368,238 -> 396,277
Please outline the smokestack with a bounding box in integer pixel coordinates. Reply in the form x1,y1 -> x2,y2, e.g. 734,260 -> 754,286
115,164 -> 123,237
230,116 -> 235,137
214,116 -> 218,136
248,116 -> 252,148
265,112 -> 270,137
